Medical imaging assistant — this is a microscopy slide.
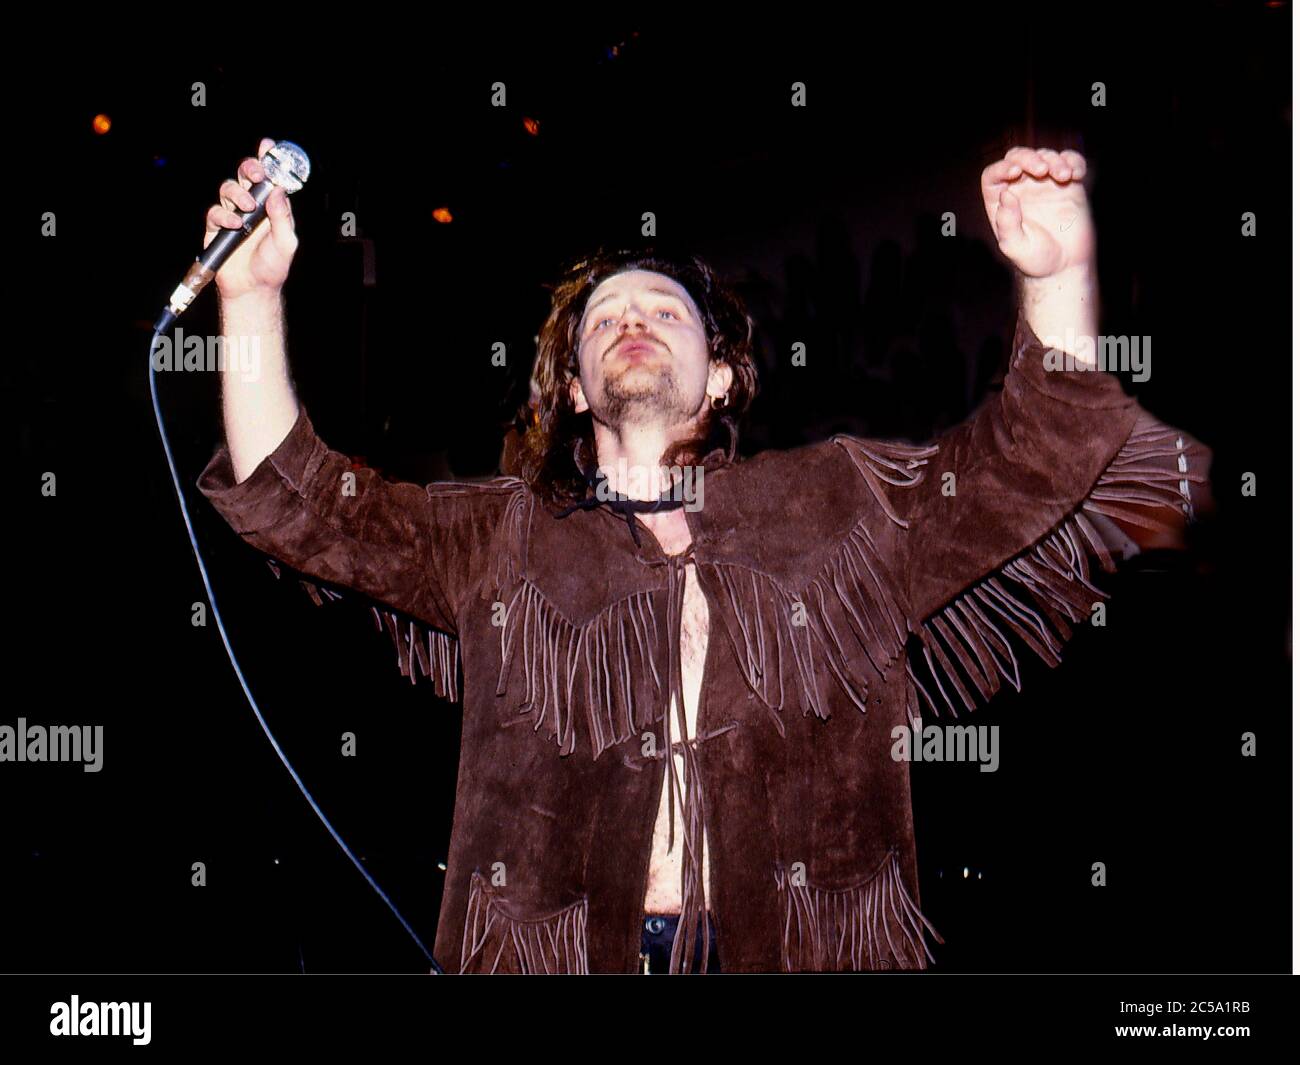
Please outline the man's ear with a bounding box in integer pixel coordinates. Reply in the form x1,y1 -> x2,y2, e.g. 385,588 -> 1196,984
709,360 -> 735,401
569,374 -> 589,414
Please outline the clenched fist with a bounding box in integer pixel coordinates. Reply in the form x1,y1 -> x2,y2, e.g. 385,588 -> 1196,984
205,137 -> 299,302
981,146 -> 1092,280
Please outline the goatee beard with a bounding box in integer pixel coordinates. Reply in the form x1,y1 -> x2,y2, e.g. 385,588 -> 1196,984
591,367 -> 714,470
597,364 -> 692,427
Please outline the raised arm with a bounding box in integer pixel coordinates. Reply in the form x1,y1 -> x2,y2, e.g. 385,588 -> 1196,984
203,137 -> 302,482
844,148 -> 1212,716
193,141 -> 527,695
893,308 -> 1207,619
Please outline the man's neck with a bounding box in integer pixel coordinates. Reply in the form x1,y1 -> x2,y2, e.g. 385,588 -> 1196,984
592,420 -> 698,502
639,507 -> 694,557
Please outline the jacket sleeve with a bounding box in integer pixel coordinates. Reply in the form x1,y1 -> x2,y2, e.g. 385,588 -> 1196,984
195,403 -> 525,697
838,309 -> 1213,718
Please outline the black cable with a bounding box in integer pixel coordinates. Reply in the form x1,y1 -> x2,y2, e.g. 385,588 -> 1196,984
148,319 -> 444,973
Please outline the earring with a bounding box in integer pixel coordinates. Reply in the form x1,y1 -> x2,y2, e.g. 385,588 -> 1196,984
710,393 -> 728,410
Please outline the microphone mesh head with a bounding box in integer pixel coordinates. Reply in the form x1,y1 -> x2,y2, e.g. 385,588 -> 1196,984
261,141 -> 311,193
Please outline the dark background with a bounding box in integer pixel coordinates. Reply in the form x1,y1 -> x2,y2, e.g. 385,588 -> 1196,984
9,6 -> 1291,973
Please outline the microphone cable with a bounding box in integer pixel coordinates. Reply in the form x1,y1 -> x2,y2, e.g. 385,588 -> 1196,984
147,320 -> 444,974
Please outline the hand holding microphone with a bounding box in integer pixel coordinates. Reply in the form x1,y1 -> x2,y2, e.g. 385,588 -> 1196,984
155,138 -> 309,330
208,137 -> 303,300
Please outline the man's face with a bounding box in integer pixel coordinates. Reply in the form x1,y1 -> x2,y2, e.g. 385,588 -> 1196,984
570,269 -> 729,430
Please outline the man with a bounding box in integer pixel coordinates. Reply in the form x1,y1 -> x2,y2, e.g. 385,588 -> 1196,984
196,139 -> 1211,974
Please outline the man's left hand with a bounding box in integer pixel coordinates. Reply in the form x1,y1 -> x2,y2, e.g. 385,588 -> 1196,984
981,146 -> 1093,279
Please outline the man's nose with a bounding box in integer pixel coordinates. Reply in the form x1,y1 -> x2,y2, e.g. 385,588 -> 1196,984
618,307 -> 651,333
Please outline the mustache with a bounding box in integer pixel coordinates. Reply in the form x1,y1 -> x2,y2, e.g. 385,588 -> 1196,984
605,333 -> 665,360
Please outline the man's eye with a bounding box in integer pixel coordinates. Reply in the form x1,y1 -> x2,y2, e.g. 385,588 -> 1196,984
658,309 -> 679,320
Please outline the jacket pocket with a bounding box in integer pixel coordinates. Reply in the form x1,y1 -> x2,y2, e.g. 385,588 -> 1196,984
458,869 -> 589,974
773,847 -> 943,972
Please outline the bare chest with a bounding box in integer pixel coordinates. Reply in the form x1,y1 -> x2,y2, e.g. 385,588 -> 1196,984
643,557 -> 713,912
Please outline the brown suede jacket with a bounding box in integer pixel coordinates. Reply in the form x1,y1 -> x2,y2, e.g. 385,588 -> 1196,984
196,311 -> 1212,974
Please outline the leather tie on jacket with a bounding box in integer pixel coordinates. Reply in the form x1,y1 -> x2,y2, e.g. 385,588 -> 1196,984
660,545 -> 710,972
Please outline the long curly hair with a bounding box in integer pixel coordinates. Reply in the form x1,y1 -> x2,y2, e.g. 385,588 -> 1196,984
517,246 -> 760,510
